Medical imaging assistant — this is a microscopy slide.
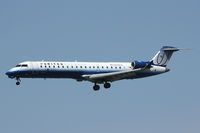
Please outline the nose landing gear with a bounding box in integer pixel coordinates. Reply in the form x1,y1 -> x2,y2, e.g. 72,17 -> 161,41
16,77 -> 21,85
16,81 -> 20,85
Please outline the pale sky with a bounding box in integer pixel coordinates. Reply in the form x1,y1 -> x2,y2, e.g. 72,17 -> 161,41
0,0 -> 200,133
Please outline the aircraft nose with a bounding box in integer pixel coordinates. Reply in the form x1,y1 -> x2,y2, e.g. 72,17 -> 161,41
5,68 -> 18,78
5,71 -> 10,76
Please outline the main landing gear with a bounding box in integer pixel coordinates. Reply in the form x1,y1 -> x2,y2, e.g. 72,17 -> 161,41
93,82 -> 111,91
104,82 -> 111,89
93,84 -> 100,91
16,77 -> 21,86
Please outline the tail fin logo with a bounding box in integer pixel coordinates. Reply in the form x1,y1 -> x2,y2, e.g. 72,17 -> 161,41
156,52 -> 168,66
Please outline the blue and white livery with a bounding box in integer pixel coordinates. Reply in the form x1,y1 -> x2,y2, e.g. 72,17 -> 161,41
6,46 -> 181,91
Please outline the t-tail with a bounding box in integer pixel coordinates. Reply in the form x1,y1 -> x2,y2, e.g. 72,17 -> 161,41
152,46 -> 181,67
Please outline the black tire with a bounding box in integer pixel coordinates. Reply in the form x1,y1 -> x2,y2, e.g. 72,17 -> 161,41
93,85 -> 100,91
104,83 -> 111,89
16,82 -> 20,85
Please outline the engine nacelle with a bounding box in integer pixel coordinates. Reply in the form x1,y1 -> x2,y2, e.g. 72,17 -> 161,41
131,60 -> 149,69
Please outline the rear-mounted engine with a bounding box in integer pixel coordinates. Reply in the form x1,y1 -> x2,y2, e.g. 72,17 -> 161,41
131,61 -> 149,69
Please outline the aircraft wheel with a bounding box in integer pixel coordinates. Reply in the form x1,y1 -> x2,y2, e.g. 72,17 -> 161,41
16,81 -> 20,85
104,83 -> 111,89
93,85 -> 100,91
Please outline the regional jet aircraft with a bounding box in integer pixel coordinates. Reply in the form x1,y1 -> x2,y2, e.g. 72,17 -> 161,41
6,46 -> 181,91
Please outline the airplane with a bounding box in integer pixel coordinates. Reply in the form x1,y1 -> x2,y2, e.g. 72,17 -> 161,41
5,46 -> 181,91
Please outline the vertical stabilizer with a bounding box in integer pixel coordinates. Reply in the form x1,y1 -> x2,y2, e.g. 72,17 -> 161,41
152,46 -> 180,67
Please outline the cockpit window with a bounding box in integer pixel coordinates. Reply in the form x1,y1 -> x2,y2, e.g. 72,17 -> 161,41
16,65 -> 20,67
21,64 -> 28,67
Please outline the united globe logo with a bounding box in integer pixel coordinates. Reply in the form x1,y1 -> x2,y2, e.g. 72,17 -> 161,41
156,52 -> 168,66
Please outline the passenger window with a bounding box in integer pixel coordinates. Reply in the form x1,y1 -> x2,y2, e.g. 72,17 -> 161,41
62,66 -> 64,68
85,66 -> 87,68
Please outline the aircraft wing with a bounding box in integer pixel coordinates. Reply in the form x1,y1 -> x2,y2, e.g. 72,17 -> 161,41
82,68 -> 145,83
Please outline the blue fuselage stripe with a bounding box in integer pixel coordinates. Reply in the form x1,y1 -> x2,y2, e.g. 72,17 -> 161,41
14,69 -> 121,79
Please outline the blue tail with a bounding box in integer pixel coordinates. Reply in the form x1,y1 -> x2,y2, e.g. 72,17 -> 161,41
152,46 -> 180,67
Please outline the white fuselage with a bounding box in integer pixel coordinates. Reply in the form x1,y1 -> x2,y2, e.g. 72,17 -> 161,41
6,61 -> 168,81
5,46 -> 179,90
